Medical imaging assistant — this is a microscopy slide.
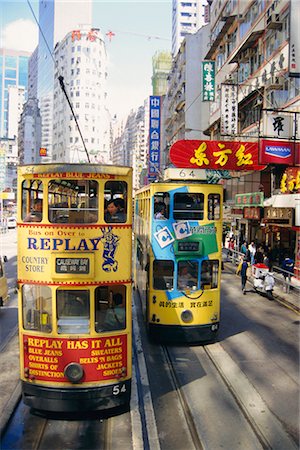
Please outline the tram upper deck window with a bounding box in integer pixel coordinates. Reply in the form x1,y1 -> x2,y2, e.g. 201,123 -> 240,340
153,260 -> 174,290
95,285 -> 126,332
173,193 -> 204,220
57,289 -> 90,334
201,260 -> 219,289
104,181 -> 127,223
22,179 -> 43,222
48,179 -> 98,224
153,193 -> 169,219
208,194 -> 221,220
22,284 -> 52,332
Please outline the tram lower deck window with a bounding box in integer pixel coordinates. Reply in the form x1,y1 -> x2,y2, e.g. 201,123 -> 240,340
22,284 -> 52,332
94,285 -> 126,332
57,289 -> 90,334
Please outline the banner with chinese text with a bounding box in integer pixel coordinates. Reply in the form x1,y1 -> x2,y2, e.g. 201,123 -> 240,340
202,61 -> 215,101
148,96 -> 161,181
220,84 -> 238,136
169,140 -> 265,171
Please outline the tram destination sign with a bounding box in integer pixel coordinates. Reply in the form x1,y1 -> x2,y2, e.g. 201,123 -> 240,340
55,257 -> 90,274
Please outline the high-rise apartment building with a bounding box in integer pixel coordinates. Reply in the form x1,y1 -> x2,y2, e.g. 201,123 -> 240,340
52,28 -> 110,163
37,0 -> 92,159
172,0 -> 205,56
0,48 -> 30,137
152,51 -> 172,96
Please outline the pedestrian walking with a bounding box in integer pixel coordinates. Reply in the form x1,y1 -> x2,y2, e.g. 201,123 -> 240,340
240,240 -> 248,255
248,241 -> 256,265
237,256 -> 249,294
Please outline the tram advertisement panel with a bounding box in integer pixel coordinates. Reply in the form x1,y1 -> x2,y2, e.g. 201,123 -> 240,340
18,225 -> 131,284
22,334 -> 128,383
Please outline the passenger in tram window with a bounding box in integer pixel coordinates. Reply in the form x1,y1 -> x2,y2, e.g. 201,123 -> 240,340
178,264 -> 198,290
154,202 -> 166,220
24,198 -> 43,222
103,293 -> 125,330
104,199 -> 126,223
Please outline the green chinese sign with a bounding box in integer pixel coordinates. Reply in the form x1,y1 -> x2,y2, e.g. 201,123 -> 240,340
202,61 -> 215,102
235,192 -> 264,207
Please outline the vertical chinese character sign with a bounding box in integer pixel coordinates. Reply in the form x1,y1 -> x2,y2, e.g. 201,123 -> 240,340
202,61 -> 215,101
148,96 -> 161,181
289,0 -> 300,78
220,83 -> 238,136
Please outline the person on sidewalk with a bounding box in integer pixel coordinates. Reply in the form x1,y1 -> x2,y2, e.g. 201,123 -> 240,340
248,241 -> 256,265
237,256 -> 249,295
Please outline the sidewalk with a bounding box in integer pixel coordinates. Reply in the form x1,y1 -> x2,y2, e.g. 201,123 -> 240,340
223,258 -> 300,314
0,333 -> 21,437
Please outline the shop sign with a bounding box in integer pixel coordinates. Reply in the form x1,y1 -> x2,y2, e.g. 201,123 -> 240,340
169,140 -> 265,171
259,139 -> 295,165
71,29 -> 99,42
202,61 -> 215,102
39,147 -> 47,157
243,207 -> 262,220
261,110 -> 295,140
220,83 -> 238,136
235,192 -> 264,207
148,96 -> 161,181
280,167 -> 300,193
264,207 -> 293,226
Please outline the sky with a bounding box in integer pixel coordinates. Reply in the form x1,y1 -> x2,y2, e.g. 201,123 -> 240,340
0,0 -> 172,119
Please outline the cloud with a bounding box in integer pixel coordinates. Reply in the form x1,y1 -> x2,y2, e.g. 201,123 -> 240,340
1,19 -> 38,53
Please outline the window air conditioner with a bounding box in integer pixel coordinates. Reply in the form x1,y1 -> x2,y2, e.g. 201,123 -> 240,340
266,14 -> 282,30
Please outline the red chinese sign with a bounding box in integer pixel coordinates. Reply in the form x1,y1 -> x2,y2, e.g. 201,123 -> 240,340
23,335 -> 128,383
280,167 -> 300,193
170,140 -> 266,171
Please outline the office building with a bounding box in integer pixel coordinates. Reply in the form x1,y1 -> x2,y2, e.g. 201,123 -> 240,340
0,48 -> 30,138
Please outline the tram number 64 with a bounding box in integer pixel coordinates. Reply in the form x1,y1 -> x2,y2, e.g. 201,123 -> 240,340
112,384 -> 127,395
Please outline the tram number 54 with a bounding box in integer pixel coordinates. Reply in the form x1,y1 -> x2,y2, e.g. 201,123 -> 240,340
112,384 -> 127,395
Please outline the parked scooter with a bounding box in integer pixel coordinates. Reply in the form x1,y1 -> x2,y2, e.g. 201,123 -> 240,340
252,263 -> 275,300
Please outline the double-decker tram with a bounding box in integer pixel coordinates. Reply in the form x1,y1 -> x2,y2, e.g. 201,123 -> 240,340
17,164 -> 132,412
134,169 -> 223,344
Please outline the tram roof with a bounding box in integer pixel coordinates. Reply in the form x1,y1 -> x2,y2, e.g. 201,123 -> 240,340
18,163 -> 132,177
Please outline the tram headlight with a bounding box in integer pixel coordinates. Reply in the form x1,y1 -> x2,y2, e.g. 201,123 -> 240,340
181,309 -> 193,323
64,363 -> 84,383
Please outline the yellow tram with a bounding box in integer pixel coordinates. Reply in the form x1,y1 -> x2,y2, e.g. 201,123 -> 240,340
17,164 -> 132,412
134,172 -> 223,344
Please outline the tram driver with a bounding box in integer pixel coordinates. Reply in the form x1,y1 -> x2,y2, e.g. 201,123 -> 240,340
178,263 -> 198,290
103,293 -> 125,330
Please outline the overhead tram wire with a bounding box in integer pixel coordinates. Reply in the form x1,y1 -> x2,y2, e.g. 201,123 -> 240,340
26,0 -> 91,164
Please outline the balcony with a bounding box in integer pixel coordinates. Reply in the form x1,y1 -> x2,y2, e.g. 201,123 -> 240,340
205,15 -> 236,60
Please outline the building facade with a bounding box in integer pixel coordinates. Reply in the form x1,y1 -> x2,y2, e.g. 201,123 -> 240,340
37,0 -> 92,160
161,25 -> 210,168
18,97 -> 42,165
0,48 -> 30,138
171,0 -> 206,56
52,28 -> 110,164
152,51 -> 172,96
